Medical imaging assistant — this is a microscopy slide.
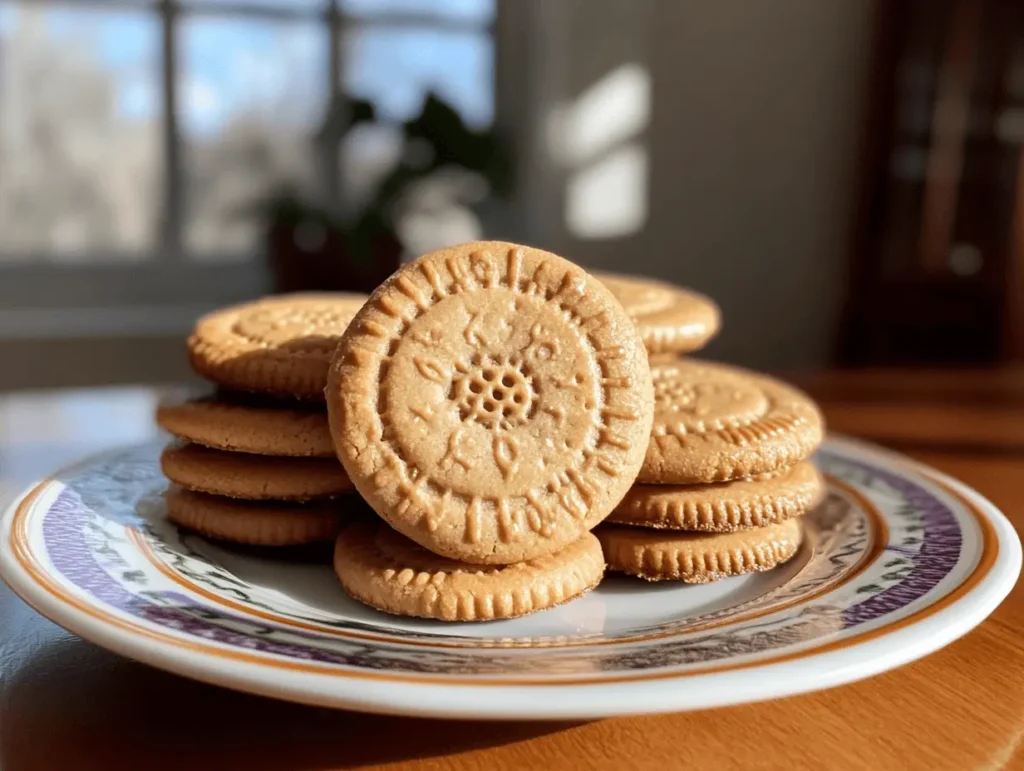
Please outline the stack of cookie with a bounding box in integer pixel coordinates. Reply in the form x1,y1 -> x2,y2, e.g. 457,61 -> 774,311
596,358 -> 825,583
156,293 -> 368,547
157,242 -> 827,621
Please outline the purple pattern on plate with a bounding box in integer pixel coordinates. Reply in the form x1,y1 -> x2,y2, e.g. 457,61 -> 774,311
44,490 -> 145,612
32,448 -> 972,673
817,453 -> 964,627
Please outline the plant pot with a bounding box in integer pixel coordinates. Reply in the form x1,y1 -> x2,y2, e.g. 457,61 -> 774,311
266,222 -> 402,295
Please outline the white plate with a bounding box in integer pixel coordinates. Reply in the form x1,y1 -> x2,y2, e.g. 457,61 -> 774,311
0,437 -> 1018,719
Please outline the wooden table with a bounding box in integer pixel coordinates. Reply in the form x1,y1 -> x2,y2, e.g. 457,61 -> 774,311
1,373 -> 1023,771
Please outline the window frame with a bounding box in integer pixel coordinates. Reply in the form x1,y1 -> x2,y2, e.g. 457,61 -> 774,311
0,0 -> 498,335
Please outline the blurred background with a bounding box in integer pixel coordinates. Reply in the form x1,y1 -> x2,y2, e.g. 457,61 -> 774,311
1,0 -> 1022,388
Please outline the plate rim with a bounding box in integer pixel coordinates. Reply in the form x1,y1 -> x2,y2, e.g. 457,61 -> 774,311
0,435 -> 1019,719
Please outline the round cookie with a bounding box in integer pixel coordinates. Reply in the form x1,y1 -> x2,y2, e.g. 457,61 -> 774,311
598,517 -> 803,583
165,487 -> 346,546
609,460 -> 824,532
188,292 -> 368,399
333,519 -> 605,621
327,241 -> 653,565
156,394 -> 334,457
593,271 -> 720,354
641,358 -> 824,484
160,443 -> 352,501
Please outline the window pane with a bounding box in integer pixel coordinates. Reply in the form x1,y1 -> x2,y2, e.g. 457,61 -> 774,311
340,0 -> 495,24
180,17 -> 328,259
183,0 -> 328,10
0,3 -> 161,262
342,27 -> 493,126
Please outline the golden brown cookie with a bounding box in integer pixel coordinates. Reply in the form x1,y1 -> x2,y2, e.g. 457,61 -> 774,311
156,393 -> 334,457
327,241 -> 654,565
609,460 -> 824,532
333,519 -> 605,621
160,442 -> 352,501
598,517 -> 803,582
188,292 -> 368,399
593,271 -> 720,354
641,358 -> 823,484
165,487 -> 346,545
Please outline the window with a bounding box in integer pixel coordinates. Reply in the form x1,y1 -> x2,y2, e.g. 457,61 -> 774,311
0,0 -> 496,332
0,4 -> 162,261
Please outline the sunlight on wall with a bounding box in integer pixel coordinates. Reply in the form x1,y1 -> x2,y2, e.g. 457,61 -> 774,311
565,143 -> 648,239
550,63 -> 651,240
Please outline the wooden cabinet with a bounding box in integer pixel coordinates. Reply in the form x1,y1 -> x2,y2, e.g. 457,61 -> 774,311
840,0 -> 1024,364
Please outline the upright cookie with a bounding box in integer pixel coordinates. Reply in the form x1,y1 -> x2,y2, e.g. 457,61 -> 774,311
188,292 -> 368,399
333,519 -> 605,621
594,271 -> 720,354
160,443 -> 352,501
609,460 -> 824,532
328,241 -> 653,565
598,517 -> 803,582
641,358 -> 823,484
156,393 -> 334,457
165,487 -> 346,546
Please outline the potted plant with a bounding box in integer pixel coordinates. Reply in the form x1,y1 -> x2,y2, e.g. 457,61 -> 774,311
257,93 -> 512,295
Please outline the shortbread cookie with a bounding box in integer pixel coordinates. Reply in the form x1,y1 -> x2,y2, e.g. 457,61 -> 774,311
333,520 -> 605,621
188,292 -> 368,399
160,443 -> 352,501
594,271 -> 720,354
598,517 -> 803,582
156,393 -> 334,457
641,358 -> 823,484
328,241 -> 653,565
165,487 -> 346,545
609,460 -> 824,532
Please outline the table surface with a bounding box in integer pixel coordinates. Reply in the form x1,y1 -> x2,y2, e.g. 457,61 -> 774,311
1,371 -> 1023,771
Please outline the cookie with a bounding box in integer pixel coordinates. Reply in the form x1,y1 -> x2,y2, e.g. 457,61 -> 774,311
156,393 -> 334,457
598,517 -> 803,582
593,271 -> 720,354
188,292 -> 368,399
333,519 -> 605,621
164,487 -> 346,545
160,442 -> 352,501
609,460 -> 824,532
641,358 -> 823,484
327,241 -> 653,565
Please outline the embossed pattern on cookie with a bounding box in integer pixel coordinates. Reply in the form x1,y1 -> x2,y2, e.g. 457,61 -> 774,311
641,358 -> 824,484
188,292 -> 368,399
327,241 -> 654,564
594,271 -> 720,354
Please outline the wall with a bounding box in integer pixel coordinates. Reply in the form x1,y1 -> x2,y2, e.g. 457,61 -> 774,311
510,0 -> 875,370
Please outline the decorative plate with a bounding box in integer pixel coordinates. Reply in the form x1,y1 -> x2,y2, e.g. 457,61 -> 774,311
0,437 -> 1018,719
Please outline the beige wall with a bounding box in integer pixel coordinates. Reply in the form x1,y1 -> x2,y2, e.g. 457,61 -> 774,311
513,0 -> 874,369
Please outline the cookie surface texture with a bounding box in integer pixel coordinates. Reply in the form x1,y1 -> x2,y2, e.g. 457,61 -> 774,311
327,241 -> 654,565
188,292 -> 368,399
165,487 -> 346,545
160,443 -> 352,500
333,520 -> 605,621
609,460 -> 823,532
594,271 -> 720,354
156,394 -> 334,457
598,517 -> 803,582
641,358 -> 823,484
